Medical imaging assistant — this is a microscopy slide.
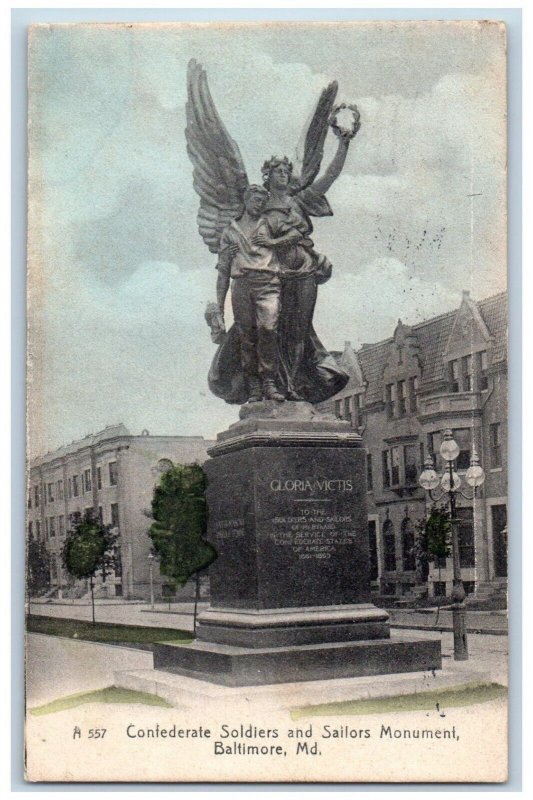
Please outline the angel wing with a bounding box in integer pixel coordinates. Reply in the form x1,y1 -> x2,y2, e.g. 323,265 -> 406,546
185,60 -> 249,254
295,81 -> 338,190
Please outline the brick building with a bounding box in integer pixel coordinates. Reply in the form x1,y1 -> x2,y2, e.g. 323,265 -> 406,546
27,424 -> 214,599
319,290 -> 507,599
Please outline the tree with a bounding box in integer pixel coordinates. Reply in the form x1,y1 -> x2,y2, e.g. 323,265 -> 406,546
62,509 -> 118,624
27,533 -> 51,597
148,463 -> 217,632
415,505 -> 452,621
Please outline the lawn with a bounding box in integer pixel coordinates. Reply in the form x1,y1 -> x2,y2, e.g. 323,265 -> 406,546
26,614 -> 193,647
30,686 -> 172,716
291,682 -> 507,720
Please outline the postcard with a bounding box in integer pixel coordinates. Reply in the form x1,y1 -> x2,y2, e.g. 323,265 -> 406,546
25,20 -> 508,783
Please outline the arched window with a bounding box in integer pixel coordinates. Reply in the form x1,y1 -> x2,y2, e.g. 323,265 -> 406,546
401,517 -> 416,571
383,519 -> 396,572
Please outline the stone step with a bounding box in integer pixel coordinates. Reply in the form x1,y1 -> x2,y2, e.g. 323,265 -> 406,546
113,664 -> 492,712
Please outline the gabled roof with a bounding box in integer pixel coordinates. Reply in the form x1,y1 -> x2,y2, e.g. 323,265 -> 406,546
334,290 -> 507,403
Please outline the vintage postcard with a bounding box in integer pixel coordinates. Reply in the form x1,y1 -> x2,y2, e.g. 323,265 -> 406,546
25,20 -> 508,783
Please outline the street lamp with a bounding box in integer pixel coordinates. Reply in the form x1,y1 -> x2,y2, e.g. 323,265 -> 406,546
419,429 -> 485,661
148,552 -> 155,611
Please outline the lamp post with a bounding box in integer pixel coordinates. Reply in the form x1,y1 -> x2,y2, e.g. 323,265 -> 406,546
419,429 -> 485,661
148,552 -> 155,611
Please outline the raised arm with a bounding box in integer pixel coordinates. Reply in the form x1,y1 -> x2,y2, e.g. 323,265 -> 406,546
310,137 -> 350,196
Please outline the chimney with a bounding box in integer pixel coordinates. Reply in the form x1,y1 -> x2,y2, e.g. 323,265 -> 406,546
462,289 -> 471,299
344,341 -> 351,350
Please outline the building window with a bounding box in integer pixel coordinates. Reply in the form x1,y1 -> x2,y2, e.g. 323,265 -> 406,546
391,446 -> 401,486
382,450 -> 391,489
49,517 -> 55,537
343,396 -> 351,422
27,491 -> 32,510
401,518 -> 416,571
47,483 -> 54,503
334,399 -> 342,419
490,423 -> 502,468
114,545 -> 122,578
84,468 -> 92,493
57,480 -> 64,500
68,478 -> 72,499
477,350 -> 489,391
98,506 -> 103,524
408,376 -> 418,413
449,359 -> 459,393
366,453 -> 373,491
109,462 -> 118,486
491,504 -> 507,578
34,485 -> 40,507
457,507 -> 475,568
72,475 -> 79,497
463,581 -> 475,596
97,467 -> 102,490
462,354 -> 473,392
58,515 -> 65,538
433,581 -> 446,597
385,384 -> 395,418
368,520 -> 379,581
354,394 -> 364,428
45,518 -> 49,540
397,380 -> 407,416
383,519 -> 396,572
404,444 -> 419,486
110,503 -> 120,528
36,520 -> 41,539
428,431 -> 442,471
28,521 -> 33,538
454,428 -> 472,470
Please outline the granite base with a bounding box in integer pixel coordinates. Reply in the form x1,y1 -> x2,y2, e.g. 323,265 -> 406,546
152,637 -> 442,687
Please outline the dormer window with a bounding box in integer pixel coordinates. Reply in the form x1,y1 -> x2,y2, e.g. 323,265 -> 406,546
386,384 -> 396,418
408,376 -> 418,412
462,355 -> 473,392
477,350 -> 489,391
397,380 -> 407,416
449,360 -> 460,393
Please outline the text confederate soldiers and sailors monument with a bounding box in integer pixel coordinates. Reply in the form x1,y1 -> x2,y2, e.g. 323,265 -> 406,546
153,61 -> 441,685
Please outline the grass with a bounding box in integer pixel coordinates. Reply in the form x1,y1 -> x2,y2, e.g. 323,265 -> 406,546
30,686 -> 172,716
291,682 -> 507,720
26,614 -> 193,646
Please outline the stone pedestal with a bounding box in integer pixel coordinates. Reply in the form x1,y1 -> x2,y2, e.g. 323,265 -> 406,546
153,402 -> 441,684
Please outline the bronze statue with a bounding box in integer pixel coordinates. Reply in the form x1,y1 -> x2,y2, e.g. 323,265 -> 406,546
185,59 -> 360,404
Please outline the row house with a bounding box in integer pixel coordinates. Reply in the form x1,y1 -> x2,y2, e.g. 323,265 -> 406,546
27,424 -> 213,599
319,290 -> 507,599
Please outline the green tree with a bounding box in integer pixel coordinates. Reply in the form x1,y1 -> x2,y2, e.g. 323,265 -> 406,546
62,509 -> 118,624
415,505 -> 452,620
148,463 -> 217,632
27,533 -> 51,597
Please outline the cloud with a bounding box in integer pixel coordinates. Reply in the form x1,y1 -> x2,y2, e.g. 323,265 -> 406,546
314,257 -> 462,350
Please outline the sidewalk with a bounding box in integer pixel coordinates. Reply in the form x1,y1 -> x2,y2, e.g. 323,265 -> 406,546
27,600 -> 207,631
386,607 -> 508,635
28,600 -> 508,636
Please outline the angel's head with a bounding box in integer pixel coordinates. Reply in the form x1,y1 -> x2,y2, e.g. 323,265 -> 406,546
243,185 -> 269,218
262,156 -> 293,193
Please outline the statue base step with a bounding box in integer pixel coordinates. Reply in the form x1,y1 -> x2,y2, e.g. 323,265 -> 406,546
153,637 -> 442,687
196,603 -> 391,648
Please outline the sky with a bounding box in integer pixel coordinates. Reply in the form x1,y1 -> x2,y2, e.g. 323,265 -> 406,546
27,21 -> 507,457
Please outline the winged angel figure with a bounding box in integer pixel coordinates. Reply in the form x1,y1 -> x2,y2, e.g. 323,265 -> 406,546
186,60 -> 360,405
